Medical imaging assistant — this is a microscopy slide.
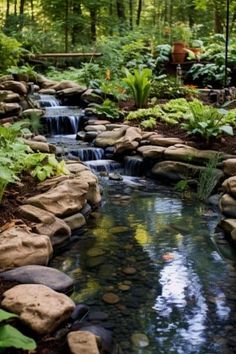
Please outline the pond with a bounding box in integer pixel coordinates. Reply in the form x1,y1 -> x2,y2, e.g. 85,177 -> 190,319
42,96 -> 236,353
50,177 -> 236,354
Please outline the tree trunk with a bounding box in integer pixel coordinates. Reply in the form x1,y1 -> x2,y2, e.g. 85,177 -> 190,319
129,0 -> 133,30
214,4 -> 223,33
116,0 -> 126,34
19,0 -> 25,29
14,0 -> 17,16
30,0 -> 34,21
19,0 -> 25,15
90,8 -> 97,42
65,0 -> 69,52
6,0 -> 10,17
109,0 -> 113,35
136,0 -> 142,26
71,0 -> 83,46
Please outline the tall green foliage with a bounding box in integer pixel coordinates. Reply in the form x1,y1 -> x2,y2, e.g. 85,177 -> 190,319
0,32 -> 22,73
123,67 -> 152,108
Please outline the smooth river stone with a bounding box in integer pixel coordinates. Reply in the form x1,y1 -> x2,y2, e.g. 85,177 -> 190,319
0,265 -> 74,294
131,333 -> 150,347
122,267 -> 137,275
102,293 -> 120,304
118,284 -> 131,291
87,248 -> 105,257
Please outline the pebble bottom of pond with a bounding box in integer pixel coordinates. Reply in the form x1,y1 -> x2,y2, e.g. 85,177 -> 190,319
50,179 -> 236,354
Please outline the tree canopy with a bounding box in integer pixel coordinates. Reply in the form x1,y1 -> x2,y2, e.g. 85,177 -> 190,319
0,0 -> 234,52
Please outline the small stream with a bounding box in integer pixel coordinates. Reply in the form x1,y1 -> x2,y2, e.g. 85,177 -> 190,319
42,96 -> 236,353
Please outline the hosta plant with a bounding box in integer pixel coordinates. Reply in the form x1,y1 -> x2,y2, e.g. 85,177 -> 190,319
0,309 -> 36,351
182,100 -> 234,142
123,67 -> 152,108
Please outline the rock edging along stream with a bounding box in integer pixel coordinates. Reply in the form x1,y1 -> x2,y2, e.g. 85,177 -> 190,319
1,74 -> 236,353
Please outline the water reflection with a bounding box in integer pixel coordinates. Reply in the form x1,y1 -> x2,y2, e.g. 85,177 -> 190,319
51,179 -> 236,353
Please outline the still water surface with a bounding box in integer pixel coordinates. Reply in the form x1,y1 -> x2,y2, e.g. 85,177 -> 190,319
51,178 -> 236,354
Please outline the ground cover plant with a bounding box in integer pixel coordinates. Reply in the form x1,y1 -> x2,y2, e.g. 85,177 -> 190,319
0,122 -> 69,205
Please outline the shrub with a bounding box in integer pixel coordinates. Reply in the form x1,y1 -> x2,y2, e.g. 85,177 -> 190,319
0,32 -> 22,73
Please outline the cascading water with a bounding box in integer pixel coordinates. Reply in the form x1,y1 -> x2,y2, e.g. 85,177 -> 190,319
38,94 -> 60,107
85,159 -> 122,173
69,147 -> 104,161
42,105 -> 84,136
124,155 -> 144,176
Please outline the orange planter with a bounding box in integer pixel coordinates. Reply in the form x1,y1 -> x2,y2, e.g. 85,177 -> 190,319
171,42 -> 186,64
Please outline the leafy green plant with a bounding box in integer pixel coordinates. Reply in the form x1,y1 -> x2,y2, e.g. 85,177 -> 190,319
187,63 -> 229,87
140,117 -> 157,129
24,153 -> 69,182
88,99 -> 120,120
182,100 -> 234,142
197,154 -> 221,201
126,105 -> 163,122
123,67 -> 152,108
0,309 -> 36,351
0,32 -> 22,73
7,64 -> 37,81
150,78 -> 197,99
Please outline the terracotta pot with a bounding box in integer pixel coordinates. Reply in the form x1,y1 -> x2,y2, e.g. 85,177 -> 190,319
172,41 -> 185,51
171,42 -> 186,63
171,52 -> 186,64
189,47 -> 201,61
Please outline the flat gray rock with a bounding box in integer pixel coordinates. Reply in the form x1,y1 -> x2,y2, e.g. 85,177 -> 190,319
1,265 -> 74,294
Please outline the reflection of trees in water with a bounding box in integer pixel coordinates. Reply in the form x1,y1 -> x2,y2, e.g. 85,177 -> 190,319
50,183 -> 236,353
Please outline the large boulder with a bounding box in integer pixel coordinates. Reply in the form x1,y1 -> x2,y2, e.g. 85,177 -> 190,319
67,331 -> 100,354
85,125 -> 107,132
64,213 -> 86,231
164,144 -> 225,165
1,284 -> 75,334
0,102 -> 21,118
95,127 -> 127,147
223,158 -> 236,176
26,179 -> 89,217
219,194 -> 236,218
0,225 -> 52,271
81,89 -> 103,104
52,80 -> 82,91
0,81 -> 27,95
222,176 -> 236,198
75,172 -> 101,207
22,108 -> 44,119
151,160 -> 223,182
23,139 -> 56,153
18,204 -> 71,239
219,218 -> 236,236
137,145 -> 166,159
115,127 -> 142,154
0,265 -> 74,294
147,134 -> 184,147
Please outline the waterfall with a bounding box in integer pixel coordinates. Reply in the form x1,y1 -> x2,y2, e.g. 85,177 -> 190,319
38,94 -> 60,107
85,160 -> 122,173
69,147 -> 104,161
42,105 -> 83,136
124,156 -> 144,176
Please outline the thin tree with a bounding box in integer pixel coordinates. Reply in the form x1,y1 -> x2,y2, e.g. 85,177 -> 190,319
129,0 -> 133,30
136,0 -> 142,26
116,0 -> 126,34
